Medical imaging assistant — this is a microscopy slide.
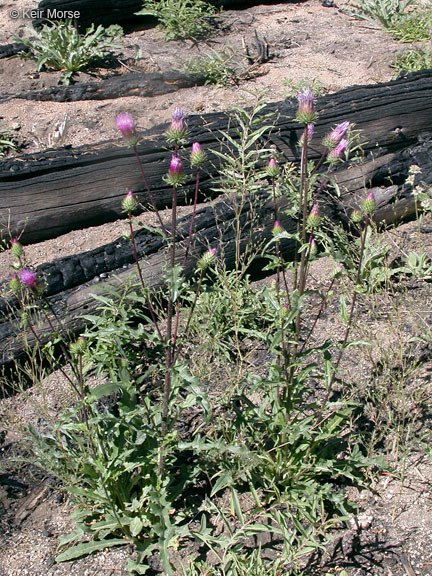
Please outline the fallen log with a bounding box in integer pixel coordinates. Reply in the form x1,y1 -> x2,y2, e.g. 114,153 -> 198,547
33,0 -> 305,29
0,71 -> 206,103
2,70 -> 432,245
0,43 -> 29,59
2,134 -> 432,368
0,191 -> 297,367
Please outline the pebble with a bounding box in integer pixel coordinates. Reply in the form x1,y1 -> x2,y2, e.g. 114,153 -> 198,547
350,513 -> 374,531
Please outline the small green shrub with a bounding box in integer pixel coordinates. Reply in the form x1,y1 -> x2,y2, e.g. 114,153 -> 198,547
391,47 -> 432,74
389,9 -> 432,42
182,47 -> 243,86
347,0 -> 414,29
136,0 -> 217,40
0,127 -> 18,157
17,20 -> 123,85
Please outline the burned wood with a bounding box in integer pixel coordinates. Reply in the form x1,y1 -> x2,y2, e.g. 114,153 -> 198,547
0,71 -> 206,103
0,43 -> 29,59
2,71 -> 432,245
0,191 -> 297,367
33,0 -> 306,29
2,133 -> 432,368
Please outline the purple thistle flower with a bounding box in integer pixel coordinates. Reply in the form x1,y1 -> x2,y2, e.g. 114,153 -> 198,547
329,121 -> 350,143
19,268 -> 37,288
323,121 -> 350,150
116,113 -> 135,138
273,220 -> 284,236
172,107 -> 185,122
115,113 -> 138,146
328,138 -> 348,163
198,247 -> 217,271
307,203 -> 321,228
166,108 -> 188,144
170,155 -> 183,175
280,303 -> 289,318
190,142 -> 206,168
122,190 -> 138,212
362,191 -> 376,214
297,87 -> 315,110
11,238 -> 23,258
296,88 -> 317,125
266,157 -> 279,178
171,108 -> 186,131
166,155 -> 184,186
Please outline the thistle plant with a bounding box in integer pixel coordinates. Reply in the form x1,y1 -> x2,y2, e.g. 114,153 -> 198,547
10,92 -> 381,575
17,20 -> 123,85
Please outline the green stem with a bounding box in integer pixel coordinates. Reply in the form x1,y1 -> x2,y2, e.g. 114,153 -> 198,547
159,183 -> 177,476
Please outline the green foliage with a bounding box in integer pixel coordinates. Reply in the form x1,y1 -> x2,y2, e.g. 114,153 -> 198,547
0,126 -> 18,157
391,47 -> 432,74
388,8 -> 432,42
136,0 -> 217,40
347,0 -> 432,44
346,0 -> 414,29
31,320 -> 213,574
17,20 -> 123,85
14,95 -> 383,574
189,269 -> 270,360
183,47 -> 243,86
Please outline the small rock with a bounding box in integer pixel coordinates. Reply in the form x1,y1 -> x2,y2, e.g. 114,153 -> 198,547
350,513 -> 373,531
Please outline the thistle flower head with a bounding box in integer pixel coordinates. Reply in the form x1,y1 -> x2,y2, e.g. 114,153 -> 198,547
9,272 -> 21,293
309,236 -> 317,256
166,155 -> 184,186
280,304 -> 289,319
307,203 -> 321,229
170,155 -> 183,174
166,107 -> 188,144
197,247 -> 217,271
332,262 -> 344,278
115,113 -> 138,146
323,121 -> 350,149
70,335 -> 87,356
328,138 -> 348,164
190,142 -> 206,168
122,190 -> 138,213
11,238 -> 23,258
266,157 -> 279,178
19,268 -> 37,288
298,123 -> 315,148
350,209 -> 363,223
172,107 -> 185,122
295,87 -> 317,125
362,191 -> 376,215
272,220 -> 284,236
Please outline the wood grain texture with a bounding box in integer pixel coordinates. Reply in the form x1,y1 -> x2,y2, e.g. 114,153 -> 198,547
0,71 -> 207,103
2,133 -> 432,367
2,71 -> 432,245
